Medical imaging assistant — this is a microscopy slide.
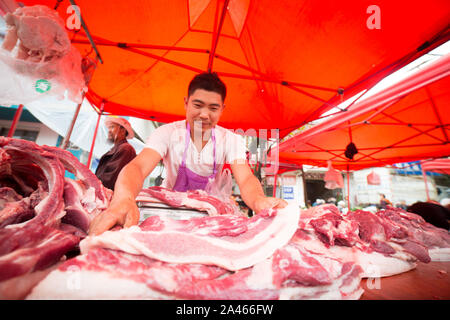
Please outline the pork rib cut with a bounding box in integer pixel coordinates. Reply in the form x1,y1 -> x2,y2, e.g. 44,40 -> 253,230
0,138 -> 113,298
0,137 -> 65,227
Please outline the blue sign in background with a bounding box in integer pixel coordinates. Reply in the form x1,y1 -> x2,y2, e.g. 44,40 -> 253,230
283,187 -> 294,199
393,161 -> 441,176
283,187 -> 294,193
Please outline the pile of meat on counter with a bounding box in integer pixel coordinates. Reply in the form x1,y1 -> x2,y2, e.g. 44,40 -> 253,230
1,138 -> 449,300
0,137 -> 112,299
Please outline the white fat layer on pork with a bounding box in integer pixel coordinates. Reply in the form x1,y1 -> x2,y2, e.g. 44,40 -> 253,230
356,251 -> 416,277
26,269 -> 172,300
244,258 -> 276,290
137,191 -> 218,215
429,247 -> 450,261
279,265 -> 363,300
80,203 -> 300,271
295,232 -> 417,278
181,197 -> 217,215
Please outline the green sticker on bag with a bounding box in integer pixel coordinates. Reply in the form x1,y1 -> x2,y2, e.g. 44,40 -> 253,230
35,79 -> 51,93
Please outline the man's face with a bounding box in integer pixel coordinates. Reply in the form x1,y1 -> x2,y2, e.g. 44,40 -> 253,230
106,123 -> 122,143
184,89 -> 224,135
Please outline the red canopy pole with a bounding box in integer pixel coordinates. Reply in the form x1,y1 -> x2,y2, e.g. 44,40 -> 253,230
422,168 -> 431,201
346,165 -> 351,210
7,104 -> 24,138
87,102 -> 104,169
273,174 -> 278,197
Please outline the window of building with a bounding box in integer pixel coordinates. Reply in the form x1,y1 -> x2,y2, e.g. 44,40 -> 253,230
0,128 -> 39,142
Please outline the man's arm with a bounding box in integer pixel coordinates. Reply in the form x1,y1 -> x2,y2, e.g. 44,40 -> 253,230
230,161 -> 287,214
89,148 -> 162,235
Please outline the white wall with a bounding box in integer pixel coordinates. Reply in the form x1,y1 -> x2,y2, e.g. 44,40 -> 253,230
352,168 -> 392,204
0,119 -> 59,146
390,174 -> 437,205
351,167 -> 437,206
35,124 -> 59,146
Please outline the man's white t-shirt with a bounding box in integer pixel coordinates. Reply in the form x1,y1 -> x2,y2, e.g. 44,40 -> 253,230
145,120 -> 247,189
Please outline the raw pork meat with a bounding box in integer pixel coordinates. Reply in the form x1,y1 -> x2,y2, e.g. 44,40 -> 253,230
2,5 -> 70,62
0,138 -> 111,232
0,220 -> 78,282
42,145 -> 112,232
27,248 -> 228,300
137,186 -> 241,216
0,138 -> 111,298
27,194 -> 371,300
0,186 -> 22,208
42,145 -> 111,207
0,136 -> 66,227
1,5 -> 87,103
380,206 -> 450,261
173,243 -> 363,300
27,244 -> 363,300
80,203 -> 300,271
293,204 -> 450,277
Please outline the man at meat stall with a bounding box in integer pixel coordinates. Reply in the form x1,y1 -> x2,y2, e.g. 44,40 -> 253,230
95,117 -> 137,190
89,72 -> 288,235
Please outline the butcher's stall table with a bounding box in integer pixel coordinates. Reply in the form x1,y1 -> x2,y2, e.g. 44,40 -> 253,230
361,261 -> 450,300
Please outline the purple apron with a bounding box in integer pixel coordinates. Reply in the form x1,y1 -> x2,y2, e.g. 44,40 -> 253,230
172,122 -> 217,192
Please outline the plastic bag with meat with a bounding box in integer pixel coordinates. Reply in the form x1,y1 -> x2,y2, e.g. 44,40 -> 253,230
324,161 -> 344,189
0,5 -> 86,104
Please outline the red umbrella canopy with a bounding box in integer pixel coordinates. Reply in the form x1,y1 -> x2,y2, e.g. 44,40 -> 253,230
278,53 -> 450,171
20,0 -> 450,137
421,158 -> 450,175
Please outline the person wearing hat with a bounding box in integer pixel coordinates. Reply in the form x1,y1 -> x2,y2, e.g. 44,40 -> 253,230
89,72 -> 287,235
95,117 -> 136,190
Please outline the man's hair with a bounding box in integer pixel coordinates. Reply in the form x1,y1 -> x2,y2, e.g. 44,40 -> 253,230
188,72 -> 227,101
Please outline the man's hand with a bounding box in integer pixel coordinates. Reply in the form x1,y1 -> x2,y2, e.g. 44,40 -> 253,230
89,148 -> 162,236
89,197 -> 140,235
253,195 -> 288,214
230,161 -> 289,215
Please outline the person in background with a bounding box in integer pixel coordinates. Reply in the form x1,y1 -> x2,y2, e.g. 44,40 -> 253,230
337,200 -> 348,213
95,117 -> 137,190
407,201 -> 450,230
379,193 -> 392,209
440,198 -> 450,211
396,200 -> 408,211
312,199 -> 324,207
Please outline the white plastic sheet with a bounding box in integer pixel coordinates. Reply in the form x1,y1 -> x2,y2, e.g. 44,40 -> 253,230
0,5 -> 86,105
24,96 -> 145,160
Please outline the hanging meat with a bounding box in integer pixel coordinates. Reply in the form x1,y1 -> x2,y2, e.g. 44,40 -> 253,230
2,5 -> 71,62
0,5 -> 87,104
